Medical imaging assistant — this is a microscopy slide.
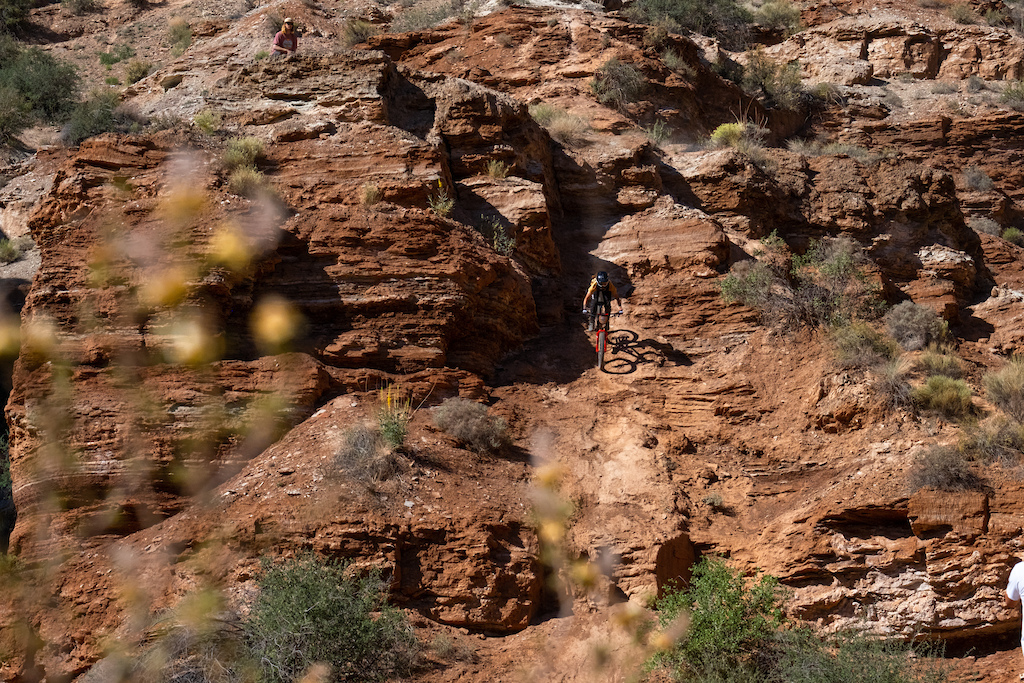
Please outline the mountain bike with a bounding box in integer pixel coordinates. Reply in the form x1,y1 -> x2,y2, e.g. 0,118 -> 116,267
589,309 -> 621,371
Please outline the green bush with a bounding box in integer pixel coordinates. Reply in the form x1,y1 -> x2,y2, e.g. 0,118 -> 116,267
1003,227 -> 1024,246
912,375 -> 973,419
771,628 -> 946,683
741,48 -> 803,110
227,165 -> 266,197
223,136 -> 265,170
710,121 -> 746,147
662,49 -> 695,77
61,90 -> 144,146
377,384 -> 411,448
644,119 -> 671,145
433,397 -> 511,453
0,44 -> 80,122
0,0 -> 31,34
331,424 -> 398,483
244,555 -> 418,683
832,322 -> 900,369
0,86 -> 29,142
591,58 -> 647,111
192,109 -> 221,134
624,0 -> 751,49
124,59 -> 153,84
983,356 -> 1024,422
884,301 -> 946,351
917,343 -> 962,378
908,445 -> 982,492
653,557 -> 783,679
752,0 -> 802,35
721,234 -> 881,331
0,238 -> 21,264
98,44 -> 134,66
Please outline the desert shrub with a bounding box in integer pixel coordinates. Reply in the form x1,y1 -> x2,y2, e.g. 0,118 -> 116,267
223,136 -> 265,170
62,0 -> 100,14
908,445 -> 982,491
105,76 -> 120,85
492,225 -> 515,255
624,0 -> 751,49
392,1 -> 458,32
254,49 -> 269,61
433,397 -> 511,453
97,44 -> 134,66
986,8 -> 1006,25
192,109 -> 221,134
0,238 -> 21,264
332,424 -> 398,483
948,2 -> 977,23
958,417 -> 1024,465
427,181 -> 454,217
872,357 -> 914,412
243,555 -> 418,683
495,32 -> 513,47
653,557 -> 783,679
913,375 -> 973,418
930,81 -> 956,94
61,90 -> 145,146
833,322 -> 900,368
0,87 -> 29,142
918,343 -> 962,378
1002,81 -> 1024,108
1003,227 -> 1024,246
530,103 -> 590,146
377,384 -> 411,448
131,618 -> 258,682
966,74 -> 986,92
962,165 -> 995,191
808,81 -> 842,104
662,49 -> 695,77
752,0 -> 802,35
770,628 -> 946,683
226,165 -> 266,197
0,0 -> 31,34
709,121 -> 746,147
167,18 -> 192,55
968,216 -> 1001,235
486,159 -> 510,179
884,301 -> 946,351
741,48 -> 803,109
342,19 -> 379,46
983,356 -> 1024,422
643,119 -> 671,145
721,234 -> 881,331
0,44 -> 80,122
360,181 -> 382,206
591,58 -> 647,111
124,59 -> 153,84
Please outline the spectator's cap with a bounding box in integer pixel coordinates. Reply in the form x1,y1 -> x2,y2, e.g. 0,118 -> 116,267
284,17 -> 293,23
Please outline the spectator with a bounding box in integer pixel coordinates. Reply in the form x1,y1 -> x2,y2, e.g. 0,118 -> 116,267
271,17 -> 298,57
1007,556 -> 1024,679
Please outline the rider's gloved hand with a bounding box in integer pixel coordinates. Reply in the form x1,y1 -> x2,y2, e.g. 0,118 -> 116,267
582,308 -> 588,314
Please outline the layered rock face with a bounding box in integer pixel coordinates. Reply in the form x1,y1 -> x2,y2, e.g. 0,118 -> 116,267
7,2 -> 1024,681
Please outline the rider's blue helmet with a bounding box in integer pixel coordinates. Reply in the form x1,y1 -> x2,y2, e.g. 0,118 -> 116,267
596,271 -> 609,287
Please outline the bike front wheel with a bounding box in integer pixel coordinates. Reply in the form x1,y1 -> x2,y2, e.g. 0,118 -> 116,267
597,328 -> 606,371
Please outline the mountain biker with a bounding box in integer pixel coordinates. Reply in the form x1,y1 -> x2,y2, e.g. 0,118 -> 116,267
582,271 -> 623,332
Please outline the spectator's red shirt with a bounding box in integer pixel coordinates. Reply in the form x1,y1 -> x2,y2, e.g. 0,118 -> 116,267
273,31 -> 297,52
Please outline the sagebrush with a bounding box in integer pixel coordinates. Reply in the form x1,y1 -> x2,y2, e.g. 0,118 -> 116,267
433,397 -> 511,453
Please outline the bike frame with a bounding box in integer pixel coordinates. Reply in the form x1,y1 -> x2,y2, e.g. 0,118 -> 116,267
595,310 -> 610,371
